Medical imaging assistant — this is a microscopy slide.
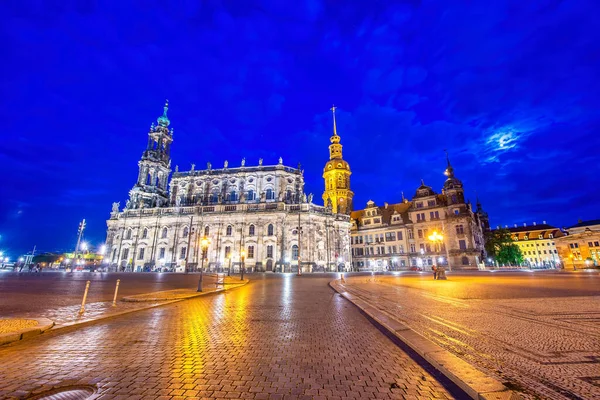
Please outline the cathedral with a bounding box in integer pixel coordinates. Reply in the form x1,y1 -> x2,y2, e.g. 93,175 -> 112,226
105,102 -> 352,273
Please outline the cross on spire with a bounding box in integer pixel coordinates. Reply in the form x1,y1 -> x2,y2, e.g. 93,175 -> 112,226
330,105 -> 338,136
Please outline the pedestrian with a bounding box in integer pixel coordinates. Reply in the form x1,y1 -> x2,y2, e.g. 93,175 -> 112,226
432,265 -> 438,280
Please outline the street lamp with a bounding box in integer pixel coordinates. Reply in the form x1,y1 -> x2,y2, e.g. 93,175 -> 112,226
569,253 -> 576,270
197,237 -> 210,292
200,237 -> 209,272
240,249 -> 246,280
428,231 -> 450,271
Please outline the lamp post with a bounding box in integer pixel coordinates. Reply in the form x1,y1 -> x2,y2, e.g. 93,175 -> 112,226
240,249 -> 246,281
428,231 -> 450,271
569,253 -> 576,270
197,237 -> 210,292
200,237 -> 209,272
226,255 -> 231,276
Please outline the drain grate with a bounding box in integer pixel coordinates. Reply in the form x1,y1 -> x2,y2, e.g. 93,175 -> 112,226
29,385 -> 96,400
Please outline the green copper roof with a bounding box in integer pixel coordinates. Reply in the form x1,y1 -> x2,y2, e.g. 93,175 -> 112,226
157,100 -> 170,127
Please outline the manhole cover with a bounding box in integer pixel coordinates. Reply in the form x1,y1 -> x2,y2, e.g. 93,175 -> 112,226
29,385 -> 96,400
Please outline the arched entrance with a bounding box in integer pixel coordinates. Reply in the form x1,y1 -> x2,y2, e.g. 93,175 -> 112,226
266,259 -> 273,272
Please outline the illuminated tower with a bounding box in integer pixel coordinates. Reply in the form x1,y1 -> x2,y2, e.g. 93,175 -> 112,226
128,100 -> 173,209
322,105 -> 353,214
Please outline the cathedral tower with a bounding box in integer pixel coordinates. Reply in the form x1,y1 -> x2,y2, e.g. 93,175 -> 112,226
127,101 -> 173,209
322,106 -> 353,214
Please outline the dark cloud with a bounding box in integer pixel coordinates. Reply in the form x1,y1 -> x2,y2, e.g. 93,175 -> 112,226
1,0 -> 599,255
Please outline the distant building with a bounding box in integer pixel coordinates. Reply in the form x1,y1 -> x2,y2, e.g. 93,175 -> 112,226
106,102 -> 351,273
350,155 -> 487,271
502,222 -> 564,268
555,219 -> 600,268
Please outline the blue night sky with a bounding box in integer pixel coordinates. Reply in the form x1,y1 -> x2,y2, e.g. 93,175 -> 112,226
1,1 -> 599,256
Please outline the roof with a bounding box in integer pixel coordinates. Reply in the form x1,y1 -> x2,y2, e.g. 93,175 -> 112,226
502,224 -> 558,233
566,219 -> 600,229
351,202 -> 412,227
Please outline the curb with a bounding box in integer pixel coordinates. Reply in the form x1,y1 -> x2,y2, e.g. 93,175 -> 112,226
0,318 -> 55,346
1,280 -> 250,346
122,280 -> 249,302
329,280 -> 519,400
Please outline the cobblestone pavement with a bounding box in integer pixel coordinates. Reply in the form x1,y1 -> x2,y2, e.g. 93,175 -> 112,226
339,273 -> 600,400
0,271 -> 234,317
0,274 -> 458,399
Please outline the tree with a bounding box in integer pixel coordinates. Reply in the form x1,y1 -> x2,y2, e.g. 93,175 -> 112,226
484,229 -> 524,265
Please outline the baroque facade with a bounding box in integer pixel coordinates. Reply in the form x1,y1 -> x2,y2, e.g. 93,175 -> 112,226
105,103 -> 352,273
502,222 -> 563,267
555,219 -> 600,268
350,156 -> 488,271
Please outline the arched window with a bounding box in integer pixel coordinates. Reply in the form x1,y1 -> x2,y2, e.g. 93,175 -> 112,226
267,224 -> 274,236
146,173 -> 152,185
204,225 -> 210,236
226,225 -> 233,236
337,175 -> 344,187
266,189 -> 274,200
182,227 -> 189,238
249,224 -> 255,236
161,227 -> 168,239
247,190 -> 255,201
292,244 -> 299,260
126,229 -> 132,240
211,193 -> 219,203
451,194 -> 458,204
229,191 -> 237,201
286,190 -> 292,201
461,256 -> 469,265
142,228 -> 148,239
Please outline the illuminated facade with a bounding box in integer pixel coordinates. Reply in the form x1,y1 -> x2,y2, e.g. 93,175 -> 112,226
555,220 -> 600,268
322,106 -> 353,215
105,103 -> 351,273
503,223 -> 563,267
350,157 -> 487,271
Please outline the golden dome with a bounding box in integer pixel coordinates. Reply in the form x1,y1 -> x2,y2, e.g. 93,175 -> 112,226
324,159 -> 350,172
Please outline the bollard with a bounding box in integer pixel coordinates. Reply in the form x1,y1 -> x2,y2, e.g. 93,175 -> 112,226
112,279 -> 120,307
79,280 -> 91,314
197,270 -> 203,292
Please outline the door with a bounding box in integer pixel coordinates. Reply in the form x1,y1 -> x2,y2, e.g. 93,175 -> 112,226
266,259 -> 273,272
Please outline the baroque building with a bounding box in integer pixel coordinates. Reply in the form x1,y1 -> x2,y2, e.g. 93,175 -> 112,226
555,219 -> 600,269
350,155 -> 487,271
105,103 -> 351,273
500,222 -> 564,268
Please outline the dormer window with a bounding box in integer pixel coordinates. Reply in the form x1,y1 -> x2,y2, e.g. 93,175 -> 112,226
416,202 -> 423,208
374,218 -> 381,223
524,236 -> 528,240
549,234 -> 553,239
538,234 -> 543,239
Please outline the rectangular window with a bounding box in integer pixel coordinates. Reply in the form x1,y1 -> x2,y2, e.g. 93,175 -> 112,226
456,225 -> 464,234
267,245 -> 273,258
122,248 -> 129,260
418,229 -> 423,239
595,241 -> 600,247
248,246 -> 255,258
138,248 -> 145,260
364,219 -> 372,225
408,230 -> 414,239
419,243 -> 425,251
459,240 -> 466,250
416,202 -> 423,208
385,232 -> 396,242
359,236 -> 364,244
427,200 -> 436,207
392,245 -> 397,254
434,211 -> 439,219
397,231 -> 403,240
430,211 -> 435,219
180,247 -> 187,259
225,246 -> 231,258
410,244 -> 416,253
589,242 -> 594,247
159,247 -> 165,259
399,245 -> 404,253
374,218 -> 381,223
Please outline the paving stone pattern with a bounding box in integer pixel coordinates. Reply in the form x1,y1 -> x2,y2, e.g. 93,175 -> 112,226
0,275 -> 454,399
341,276 -> 600,400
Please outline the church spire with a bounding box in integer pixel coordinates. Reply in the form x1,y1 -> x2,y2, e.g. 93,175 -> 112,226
157,99 -> 170,127
322,104 -> 353,214
331,105 -> 338,137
